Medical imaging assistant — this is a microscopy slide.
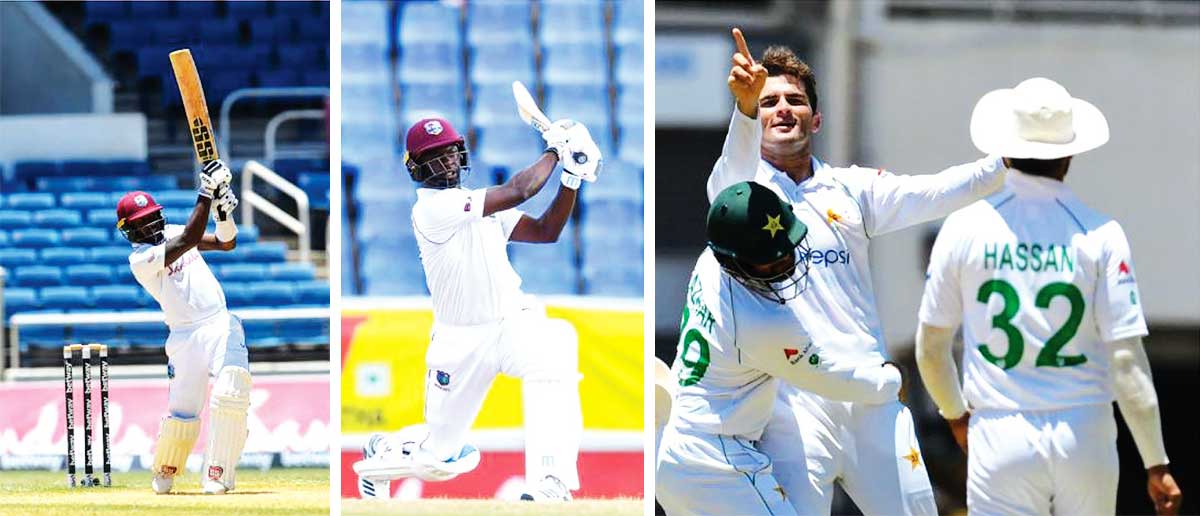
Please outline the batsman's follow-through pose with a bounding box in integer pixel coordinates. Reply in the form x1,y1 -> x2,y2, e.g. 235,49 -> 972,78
352,116 -> 602,501
118,160 -> 248,495
713,28 -> 1009,514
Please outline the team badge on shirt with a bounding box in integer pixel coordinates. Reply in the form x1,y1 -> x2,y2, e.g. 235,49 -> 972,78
424,120 -> 443,135
435,370 -> 451,389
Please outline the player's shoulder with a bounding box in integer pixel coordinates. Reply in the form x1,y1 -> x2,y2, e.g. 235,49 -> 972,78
817,163 -> 882,189
413,187 -> 476,216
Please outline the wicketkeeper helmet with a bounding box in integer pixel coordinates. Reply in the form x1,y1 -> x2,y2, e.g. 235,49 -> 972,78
706,181 -> 810,303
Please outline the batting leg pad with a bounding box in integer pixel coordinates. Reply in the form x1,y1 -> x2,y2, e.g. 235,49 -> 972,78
151,416 -> 201,478
522,319 -> 582,491
204,365 -> 251,490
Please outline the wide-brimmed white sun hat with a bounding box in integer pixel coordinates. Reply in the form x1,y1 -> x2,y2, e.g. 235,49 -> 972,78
970,77 -> 1109,159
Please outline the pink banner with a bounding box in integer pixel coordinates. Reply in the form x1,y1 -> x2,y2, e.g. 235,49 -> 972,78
0,375 -> 329,467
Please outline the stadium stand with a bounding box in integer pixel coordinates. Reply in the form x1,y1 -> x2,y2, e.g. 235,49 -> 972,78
343,0 -> 644,298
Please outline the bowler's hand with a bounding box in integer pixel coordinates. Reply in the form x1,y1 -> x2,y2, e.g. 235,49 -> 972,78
728,28 -> 766,119
1148,464 -> 1182,515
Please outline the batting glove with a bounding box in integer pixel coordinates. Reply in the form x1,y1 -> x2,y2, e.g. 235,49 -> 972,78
542,119 -> 572,164
198,160 -> 232,198
562,122 -> 602,183
213,184 -> 239,221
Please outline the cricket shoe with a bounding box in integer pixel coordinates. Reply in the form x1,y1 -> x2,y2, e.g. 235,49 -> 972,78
203,479 -> 231,495
150,474 -> 174,494
359,433 -> 391,499
520,475 -> 572,501
354,442 -> 481,483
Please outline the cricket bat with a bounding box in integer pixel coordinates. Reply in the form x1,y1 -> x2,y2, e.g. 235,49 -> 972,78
170,49 -> 219,165
512,80 -> 552,133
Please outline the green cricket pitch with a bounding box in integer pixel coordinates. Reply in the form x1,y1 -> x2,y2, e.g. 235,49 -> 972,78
0,468 -> 329,515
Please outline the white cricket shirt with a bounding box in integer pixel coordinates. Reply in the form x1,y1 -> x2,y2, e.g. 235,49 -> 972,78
707,107 -> 1007,360
412,187 -> 526,326
129,224 -> 226,329
670,250 -> 901,440
919,170 -> 1148,411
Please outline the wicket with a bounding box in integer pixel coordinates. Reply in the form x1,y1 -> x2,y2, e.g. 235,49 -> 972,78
63,343 -> 111,488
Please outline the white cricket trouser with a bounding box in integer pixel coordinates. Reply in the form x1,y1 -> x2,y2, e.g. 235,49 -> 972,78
421,306 -> 582,489
968,403 -> 1118,516
656,421 -> 794,516
165,312 -> 249,419
759,386 -> 937,516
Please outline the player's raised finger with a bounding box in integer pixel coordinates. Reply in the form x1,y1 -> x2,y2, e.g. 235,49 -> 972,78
729,66 -> 753,85
732,52 -> 752,70
732,28 -> 754,65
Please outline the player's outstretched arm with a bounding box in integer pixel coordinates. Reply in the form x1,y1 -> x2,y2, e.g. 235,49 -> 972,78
707,28 -> 766,203
1108,336 -> 1182,514
483,152 -> 559,217
199,183 -> 239,251
916,323 -> 970,452
164,164 -> 225,265
749,345 -> 903,405
856,155 -> 1008,236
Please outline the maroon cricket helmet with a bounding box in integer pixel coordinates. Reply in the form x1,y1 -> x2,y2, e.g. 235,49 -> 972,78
405,118 -> 464,158
116,191 -> 163,226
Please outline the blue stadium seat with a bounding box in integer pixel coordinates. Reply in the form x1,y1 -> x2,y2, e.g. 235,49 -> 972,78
85,1 -> 128,21
65,265 -> 113,287
221,283 -> 252,308
298,172 -> 330,210
542,43 -> 608,86
22,326 -> 68,350
587,160 -> 643,202
539,0 -> 604,44
99,160 -> 152,177
162,208 -> 192,225
4,288 -> 39,315
129,1 -> 171,18
90,247 -> 130,266
228,0 -> 269,20
298,17 -> 330,43
202,246 -> 246,265
400,42 -> 463,85
40,286 -> 91,311
475,124 -> 542,168
91,285 -> 143,310
73,323 -> 125,348
584,268 -> 643,297
399,2 -> 460,45
111,175 -> 177,192
258,69 -> 302,88
279,44 -> 324,67
510,238 -> 579,295
467,1 -> 531,46
60,192 -> 109,210
124,323 -> 168,347
471,82 -> 526,128
0,210 -> 32,230
278,318 -> 327,345
618,121 -> 644,163
175,1 -> 215,18
360,246 -> 427,296
276,0 -> 319,17
7,193 -> 56,210
400,82 -> 468,131
293,281 -> 329,306
269,262 -> 315,281
469,41 -> 535,87
86,208 -> 116,229
0,249 -> 37,269
249,282 -> 296,307
113,264 -> 135,285
613,0 -> 643,45
242,242 -> 288,263
61,227 -> 110,247
220,263 -> 267,283
249,18 -> 281,42
237,225 -> 260,243
33,209 -> 82,229
243,320 -> 284,348
154,190 -> 197,208
544,84 -> 610,129
616,41 -> 643,86
15,266 -> 62,288
39,177 -> 95,193
11,229 -> 60,249
108,20 -> 151,51
12,161 -> 59,181
41,248 -> 87,267
0,230 -> 7,247
60,160 -> 105,177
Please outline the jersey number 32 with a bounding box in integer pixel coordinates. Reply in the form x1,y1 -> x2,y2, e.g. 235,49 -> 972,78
976,279 -> 1087,370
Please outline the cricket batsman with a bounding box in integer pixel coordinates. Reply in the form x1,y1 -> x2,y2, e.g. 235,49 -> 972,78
715,28 -> 1009,514
656,180 -> 906,515
352,116 -> 601,501
118,160 -> 248,495
916,77 -> 1183,515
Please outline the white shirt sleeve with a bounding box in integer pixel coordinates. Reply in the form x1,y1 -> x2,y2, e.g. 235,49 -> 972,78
497,208 -> 525,239
412,188 -> 486,243
706,105 -> 763,203
1094,222 -> 1149,341
852,155 -> 1006,236
919,215 -> 966,329
128,244 -> 165,277
743,339 -> 902,405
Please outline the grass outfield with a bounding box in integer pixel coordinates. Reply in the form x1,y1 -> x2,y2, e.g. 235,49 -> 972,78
0,468 -> 329,515
341,497 -> 643,516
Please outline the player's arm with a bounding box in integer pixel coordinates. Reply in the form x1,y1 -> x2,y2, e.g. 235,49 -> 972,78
508,121 -> 601,242
707,28 -> 766,202
1108,336 -> 1182,515
857,155 -> 1008,236
482,152 -> 559,216
509,183 -> 576,243
198,183 -> 239,251
748,346 -> 903,405
164,162 -> 228,265
916,323 -> 970,451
